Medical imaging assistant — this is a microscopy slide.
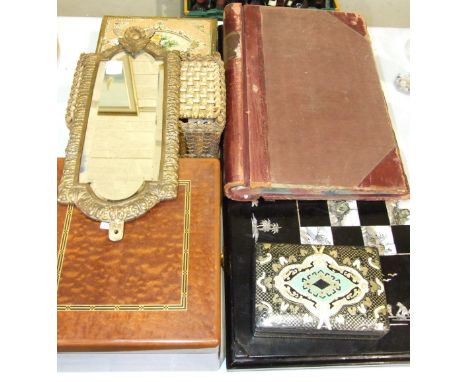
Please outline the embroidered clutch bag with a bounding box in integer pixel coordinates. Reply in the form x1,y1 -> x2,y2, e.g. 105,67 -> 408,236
254,243 -> 390,339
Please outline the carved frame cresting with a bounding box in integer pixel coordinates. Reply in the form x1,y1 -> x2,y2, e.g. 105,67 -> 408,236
58,27 -> 180,240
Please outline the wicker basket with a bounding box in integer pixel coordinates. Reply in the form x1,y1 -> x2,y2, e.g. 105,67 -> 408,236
178,52 -> 225,158
179,120 -> 224,158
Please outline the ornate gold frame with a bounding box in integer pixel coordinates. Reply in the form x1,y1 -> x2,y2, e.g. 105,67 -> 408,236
58,27 -> 180,241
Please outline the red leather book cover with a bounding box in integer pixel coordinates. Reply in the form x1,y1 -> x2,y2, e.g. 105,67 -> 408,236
223,4 -> 409,201
57,158 -> 221,351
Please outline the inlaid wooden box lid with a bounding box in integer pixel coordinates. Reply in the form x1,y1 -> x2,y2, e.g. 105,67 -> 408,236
57,158 -> 221,351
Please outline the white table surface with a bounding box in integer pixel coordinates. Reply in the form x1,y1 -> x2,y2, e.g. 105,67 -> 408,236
56,16 -> 410,377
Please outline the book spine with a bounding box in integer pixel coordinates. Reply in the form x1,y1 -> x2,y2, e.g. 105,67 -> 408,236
243,5 -> 270,189
223,3 -> 250,201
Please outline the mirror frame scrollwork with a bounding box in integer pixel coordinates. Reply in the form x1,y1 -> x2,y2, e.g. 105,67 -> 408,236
58,27 -> 180,241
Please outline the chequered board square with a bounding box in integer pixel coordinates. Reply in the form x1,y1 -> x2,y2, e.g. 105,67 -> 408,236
299,226 -> 333,245
331,226 -> 365,246
356,201 -> 390,226
297,201 -> 331,226
391,225 -> 410,254
361,225 -> 397,256
328,200 -> 361,226
251,200 -> 300,244
386,200 -> 411,226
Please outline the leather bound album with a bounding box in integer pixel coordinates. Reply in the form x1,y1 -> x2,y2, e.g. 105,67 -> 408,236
223,4 -> 409,202
57,158 -> 222,370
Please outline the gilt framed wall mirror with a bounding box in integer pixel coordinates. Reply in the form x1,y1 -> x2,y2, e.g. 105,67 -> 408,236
58,27 -> 180,241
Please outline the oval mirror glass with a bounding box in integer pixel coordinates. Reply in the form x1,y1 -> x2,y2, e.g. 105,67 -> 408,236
79,51 -> 165,201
